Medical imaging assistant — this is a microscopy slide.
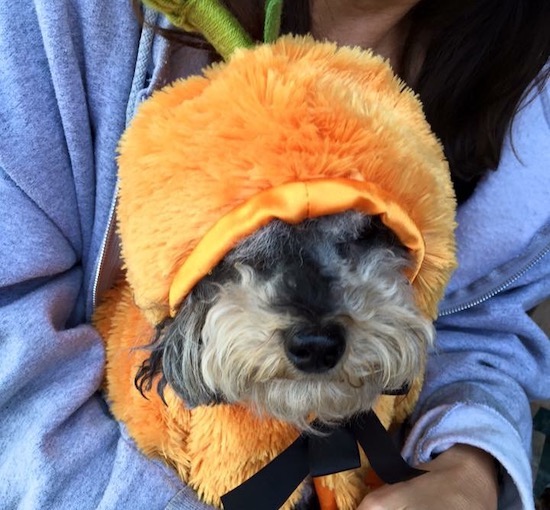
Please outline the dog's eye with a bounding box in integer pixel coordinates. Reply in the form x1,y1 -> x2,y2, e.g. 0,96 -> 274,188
356,225 -> 379,242
335,241 -> 352,259
283,272 -> 298,290
335,230 -> 379,259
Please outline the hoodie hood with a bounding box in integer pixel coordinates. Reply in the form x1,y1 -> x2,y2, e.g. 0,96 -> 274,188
117,36 -> 456,324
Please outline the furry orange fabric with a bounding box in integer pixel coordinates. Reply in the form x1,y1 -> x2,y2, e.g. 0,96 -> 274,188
97,35 -> 457,509
117,36 -> 456,325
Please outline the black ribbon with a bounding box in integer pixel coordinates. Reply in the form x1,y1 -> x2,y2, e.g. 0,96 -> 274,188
221,409 -> 425,510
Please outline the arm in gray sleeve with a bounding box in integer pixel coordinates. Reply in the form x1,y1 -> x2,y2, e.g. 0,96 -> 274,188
0,1 -> 211,508
404,227 -> 550,510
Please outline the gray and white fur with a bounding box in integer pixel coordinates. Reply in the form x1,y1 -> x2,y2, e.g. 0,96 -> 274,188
136,211 -> 434,431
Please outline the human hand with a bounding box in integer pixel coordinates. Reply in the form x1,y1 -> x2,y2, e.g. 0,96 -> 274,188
357,444 -> 499,510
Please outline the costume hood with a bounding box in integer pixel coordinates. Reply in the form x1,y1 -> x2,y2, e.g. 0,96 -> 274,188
117,36 -> 456,324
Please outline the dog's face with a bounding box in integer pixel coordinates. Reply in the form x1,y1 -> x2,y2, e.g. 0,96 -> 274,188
137,212 -> 434,430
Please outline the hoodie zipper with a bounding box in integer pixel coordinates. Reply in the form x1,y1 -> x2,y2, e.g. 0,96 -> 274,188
90,8 -> 158,315
439,241 -> 550,317
91,191 -> 120,311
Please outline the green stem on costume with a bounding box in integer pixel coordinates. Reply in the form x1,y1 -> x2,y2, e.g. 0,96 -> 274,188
264,0 -> 284,43
142,0 -> 254,60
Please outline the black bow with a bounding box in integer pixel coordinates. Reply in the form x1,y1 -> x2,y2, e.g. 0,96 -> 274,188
221,409 -> 425,510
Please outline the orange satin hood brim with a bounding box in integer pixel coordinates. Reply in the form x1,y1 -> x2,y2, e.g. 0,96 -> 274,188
169,178 -> 424,315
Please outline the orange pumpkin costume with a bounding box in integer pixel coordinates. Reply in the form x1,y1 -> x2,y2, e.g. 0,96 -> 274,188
93,9 -> 456,508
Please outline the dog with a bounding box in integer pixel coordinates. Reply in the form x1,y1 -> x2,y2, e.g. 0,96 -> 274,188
134,211 -> 434,432
99,36 -> 457,509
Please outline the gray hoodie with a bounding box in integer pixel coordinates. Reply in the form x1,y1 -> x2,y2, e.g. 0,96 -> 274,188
0,2 -> 548,509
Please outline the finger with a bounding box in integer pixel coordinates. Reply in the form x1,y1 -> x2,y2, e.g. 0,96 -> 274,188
357,483 -> 408,510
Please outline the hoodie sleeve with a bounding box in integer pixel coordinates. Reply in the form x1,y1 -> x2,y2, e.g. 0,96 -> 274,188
0,2 -> 210,508
403,75 -> 550,510
404,245 -> 550,510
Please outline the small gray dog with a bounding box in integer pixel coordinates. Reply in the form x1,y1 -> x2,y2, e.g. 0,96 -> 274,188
136,211 -> 434,430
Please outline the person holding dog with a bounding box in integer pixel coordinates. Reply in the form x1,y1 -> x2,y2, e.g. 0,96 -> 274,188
0,1 -> 548,509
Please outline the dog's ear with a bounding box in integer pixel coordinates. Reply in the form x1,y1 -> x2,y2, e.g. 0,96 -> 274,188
135,284 -> 222,407
162,287 -> 223,407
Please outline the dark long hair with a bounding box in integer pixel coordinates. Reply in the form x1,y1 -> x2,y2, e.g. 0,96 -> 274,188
133,0 -> 550,203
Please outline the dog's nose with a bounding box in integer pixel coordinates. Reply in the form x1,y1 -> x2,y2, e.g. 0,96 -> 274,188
285,327 -> 345,373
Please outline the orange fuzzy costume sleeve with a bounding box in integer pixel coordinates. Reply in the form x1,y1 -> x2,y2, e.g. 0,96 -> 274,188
94,36 -> 456,510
